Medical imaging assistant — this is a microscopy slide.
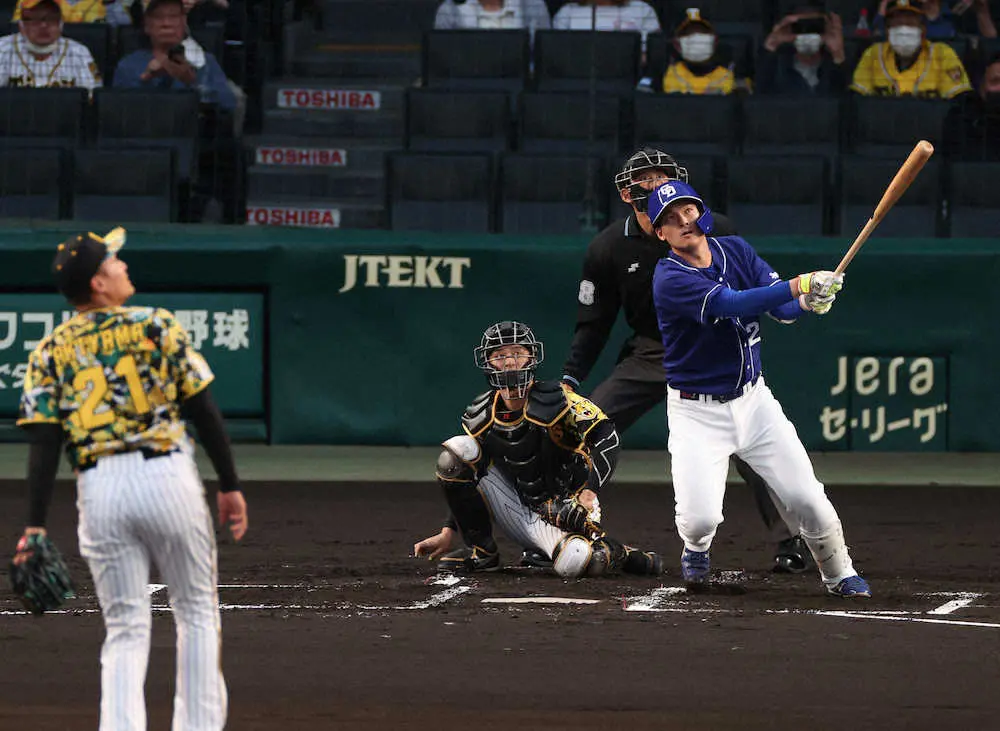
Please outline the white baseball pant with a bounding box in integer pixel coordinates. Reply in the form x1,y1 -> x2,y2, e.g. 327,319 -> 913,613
77,451 -> 227,731
667,378 -> 857,586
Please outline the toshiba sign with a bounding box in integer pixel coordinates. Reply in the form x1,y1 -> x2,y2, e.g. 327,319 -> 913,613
277,88 -> 381,110
246,206 -> 341,228
255,147 -> 347,167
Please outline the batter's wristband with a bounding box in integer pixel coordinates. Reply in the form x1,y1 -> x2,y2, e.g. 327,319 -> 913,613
799,273 -> 814,294
561,374 -> 580,388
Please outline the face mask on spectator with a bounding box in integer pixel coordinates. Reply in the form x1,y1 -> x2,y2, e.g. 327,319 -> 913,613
888,26 -> 922,57
23,36 -> 61,54
679,33 -> 715,63
793,33 -> 822,55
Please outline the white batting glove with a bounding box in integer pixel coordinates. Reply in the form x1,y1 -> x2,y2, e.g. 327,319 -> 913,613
804,291 -> 837,315
800,271 -> 844,298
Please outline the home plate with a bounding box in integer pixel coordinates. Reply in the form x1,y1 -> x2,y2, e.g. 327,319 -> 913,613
482,597 -> 601,605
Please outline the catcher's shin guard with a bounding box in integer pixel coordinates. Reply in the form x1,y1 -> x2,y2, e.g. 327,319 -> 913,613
437,437 -> 493,548
552,535 -> 593,578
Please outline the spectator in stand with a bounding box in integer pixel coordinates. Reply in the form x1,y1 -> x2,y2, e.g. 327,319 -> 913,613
553,0 -> 660,53
851,0 -> 972,98
113,0 -> 235,110
872,0 -> 996,39
661,7 -> 748,94
944,51 -> 1000,159
13,0 -> 133,24
0,0 -> 102,90
757,4 -> 846,95
433,0 -> 551,31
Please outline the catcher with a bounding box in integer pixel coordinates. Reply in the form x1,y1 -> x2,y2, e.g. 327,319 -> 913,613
414,320 -> 661,578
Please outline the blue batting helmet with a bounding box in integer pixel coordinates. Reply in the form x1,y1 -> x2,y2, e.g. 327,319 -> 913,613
647,181 -> 714,235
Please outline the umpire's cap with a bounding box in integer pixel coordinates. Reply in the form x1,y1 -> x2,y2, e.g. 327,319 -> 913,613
647,181 -> 714,234
53,227 -> 127,303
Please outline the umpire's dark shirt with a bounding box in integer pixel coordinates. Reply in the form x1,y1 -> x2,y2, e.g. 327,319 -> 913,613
562,211 -> 736,383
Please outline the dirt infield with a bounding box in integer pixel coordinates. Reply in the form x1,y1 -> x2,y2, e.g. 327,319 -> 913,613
1,479 -> 999,731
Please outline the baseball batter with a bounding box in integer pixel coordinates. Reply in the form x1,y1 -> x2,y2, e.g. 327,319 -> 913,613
414,321 -> 661,578
647,182 -> 871,598
1,0 -> 102,90
13,227 -> 248,730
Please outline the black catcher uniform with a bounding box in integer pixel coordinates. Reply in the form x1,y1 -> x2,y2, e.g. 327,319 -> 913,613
561,147 -> 814,574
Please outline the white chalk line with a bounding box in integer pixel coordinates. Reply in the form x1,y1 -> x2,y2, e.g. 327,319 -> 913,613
814,610 -> 1000,629
482,597 -> 601,605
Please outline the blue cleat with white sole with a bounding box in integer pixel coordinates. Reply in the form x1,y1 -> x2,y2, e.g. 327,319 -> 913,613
827,575 -> 872,598
681,549 -> 710,586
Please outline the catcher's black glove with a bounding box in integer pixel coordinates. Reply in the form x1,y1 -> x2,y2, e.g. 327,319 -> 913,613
538,497 -> 601,537
9,533 -> 75,615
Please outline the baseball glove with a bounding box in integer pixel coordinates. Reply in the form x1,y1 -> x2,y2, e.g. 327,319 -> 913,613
9,533 -> 75,615
538,497 -> 602,537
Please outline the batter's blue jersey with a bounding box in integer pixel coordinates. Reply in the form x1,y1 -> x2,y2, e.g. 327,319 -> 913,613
652,235 -> 785,395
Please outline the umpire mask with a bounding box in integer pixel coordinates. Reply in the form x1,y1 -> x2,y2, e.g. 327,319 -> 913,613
474,321 -> 544,399
615,147 -> 689,211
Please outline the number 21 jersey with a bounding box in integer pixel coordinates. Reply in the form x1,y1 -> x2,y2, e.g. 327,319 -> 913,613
18,306 -> 214,470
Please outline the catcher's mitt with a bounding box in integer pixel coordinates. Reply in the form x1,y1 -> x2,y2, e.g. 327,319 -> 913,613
9,533 -> 75,615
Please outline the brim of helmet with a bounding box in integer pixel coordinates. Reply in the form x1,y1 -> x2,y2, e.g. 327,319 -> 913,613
651,195 -> 702,225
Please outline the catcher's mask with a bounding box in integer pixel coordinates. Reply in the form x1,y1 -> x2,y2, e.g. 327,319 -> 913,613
614,147 -> 689,211
474,321 -> 544,399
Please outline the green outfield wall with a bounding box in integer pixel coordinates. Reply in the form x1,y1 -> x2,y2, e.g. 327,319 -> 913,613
0,224 -> 994,451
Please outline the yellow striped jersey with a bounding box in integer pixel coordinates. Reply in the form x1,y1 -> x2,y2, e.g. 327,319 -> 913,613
850,40 -> 972,99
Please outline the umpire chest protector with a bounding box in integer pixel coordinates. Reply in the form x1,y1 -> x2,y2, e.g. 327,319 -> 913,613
462,380 -> 590,506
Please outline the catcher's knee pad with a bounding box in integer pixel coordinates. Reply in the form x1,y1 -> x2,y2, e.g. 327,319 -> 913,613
437,435 -> 480,481
552,534 -> 593,579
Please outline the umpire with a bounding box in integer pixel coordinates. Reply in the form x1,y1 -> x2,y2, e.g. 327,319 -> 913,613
561,147 -> 813,573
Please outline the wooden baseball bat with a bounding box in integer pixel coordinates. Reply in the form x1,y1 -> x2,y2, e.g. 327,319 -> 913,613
834,140 -> 935,275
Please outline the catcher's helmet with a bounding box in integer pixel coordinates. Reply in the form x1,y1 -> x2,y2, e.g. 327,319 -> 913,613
614,147 -> 689,209
473,321 -> 544,397
647,180 -> 715,235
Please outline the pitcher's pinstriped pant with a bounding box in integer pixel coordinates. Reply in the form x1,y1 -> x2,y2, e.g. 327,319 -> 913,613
77,451 -> 227,731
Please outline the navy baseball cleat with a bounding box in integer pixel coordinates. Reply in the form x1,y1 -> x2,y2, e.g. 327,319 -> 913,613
827,575 -> 872,598
681,549 -> 710,585
773,535 -> 816,574
439,540 -> 501,573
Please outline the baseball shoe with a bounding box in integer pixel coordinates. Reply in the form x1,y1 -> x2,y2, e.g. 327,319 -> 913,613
439,539 -> 501,573
827,575 -> 872,598
681,548 -> 710,586
773,535 -> 816,574
519,549 -> 554,569
623,549 -> 663,576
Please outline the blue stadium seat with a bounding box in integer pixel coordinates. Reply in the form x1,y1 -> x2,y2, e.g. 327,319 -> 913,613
0,148 -> 65,220
725,155 -> 829,236
387,152 -> 494,232
837,156 -> 943,237
73,148 -> 177,223
500,153 -> 607,234
405,89 -> 511,153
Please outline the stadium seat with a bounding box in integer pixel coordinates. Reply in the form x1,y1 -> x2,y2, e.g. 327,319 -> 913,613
61,23 -> 112,80
0,148 -> 65,219
742,96 -> 841,156
93,89 -> 200,183
946,160 -> 1000,237
660,0 -> 770,37
848,97 -> 951,158
405,89 -> 511,153
837,156 -> 943,237
0,88 -> 86,150
533,30 -> 640,95
725,156 -> 829,236
387,152 -> 493,232
500,153 -> 607,234
72,149 -> 176,223
422,30 -> 530,92
632,94 -> 738,156
519,91 -> 622,155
